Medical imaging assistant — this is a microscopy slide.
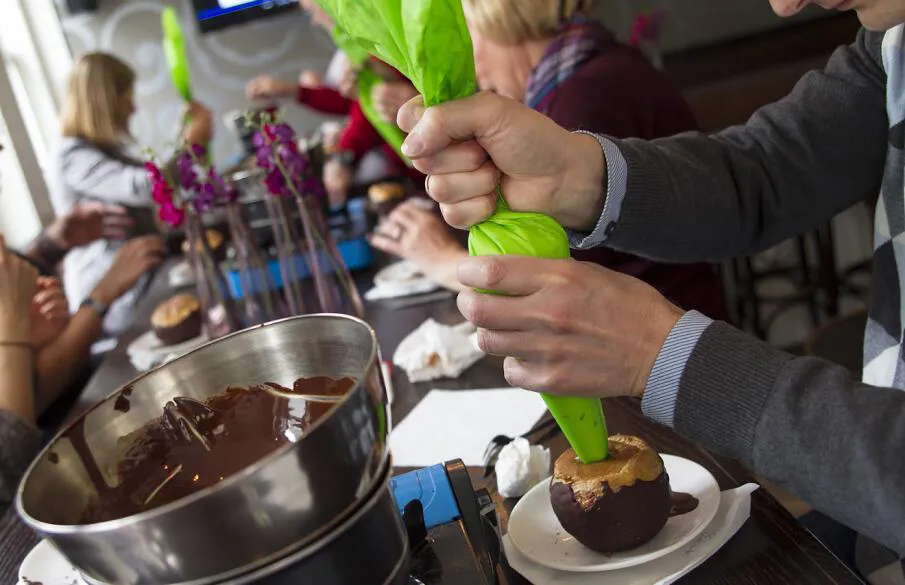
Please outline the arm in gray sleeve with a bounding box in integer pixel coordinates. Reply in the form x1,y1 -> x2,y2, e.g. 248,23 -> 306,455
583,29 -> 888,262
58,144 -> 156,208
672,322 -> 905,555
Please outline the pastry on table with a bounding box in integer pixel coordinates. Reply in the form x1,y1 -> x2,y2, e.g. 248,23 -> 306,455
368,182 -> 405,217
181,229 -> 226,262
150,294 -> 203,346
550,435 -> 672,553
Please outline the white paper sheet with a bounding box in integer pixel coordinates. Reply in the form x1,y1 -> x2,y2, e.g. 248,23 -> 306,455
390,388 -> 548,467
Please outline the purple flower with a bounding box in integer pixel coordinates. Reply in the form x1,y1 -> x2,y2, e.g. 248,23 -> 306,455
264,169 -> 287,197
256,147 -> 274,170
225,186 -> 239,203
191,143 -> 207,158
252,131 -> 269,149
176,152 -> 198,190
193,182 -> 217,212
273,123 -> 295,144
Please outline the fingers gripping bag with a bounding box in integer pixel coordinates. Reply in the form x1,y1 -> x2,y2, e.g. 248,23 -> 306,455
317,0 -> 608,462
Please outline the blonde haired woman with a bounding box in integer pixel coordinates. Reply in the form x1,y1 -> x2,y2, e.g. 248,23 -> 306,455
371,0 -> 728,319
52,52 -> 213,336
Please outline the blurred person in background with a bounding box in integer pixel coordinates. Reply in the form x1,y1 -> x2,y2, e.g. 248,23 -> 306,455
52,52 -> 212,336
371,0 -> 727,320
247,0 -> 421,207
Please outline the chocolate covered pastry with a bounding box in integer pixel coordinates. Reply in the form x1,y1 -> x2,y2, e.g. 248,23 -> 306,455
151,294 -> 202,346
550,435 -> 673,553
79,376 -> 355,524
182,229 -> 226,262
368,182 -> 405,217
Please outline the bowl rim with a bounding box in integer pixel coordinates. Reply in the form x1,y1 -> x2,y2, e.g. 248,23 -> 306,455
16,313 -> 385,535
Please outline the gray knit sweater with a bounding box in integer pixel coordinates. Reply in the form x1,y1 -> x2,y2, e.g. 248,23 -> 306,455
602,29 -> 905,554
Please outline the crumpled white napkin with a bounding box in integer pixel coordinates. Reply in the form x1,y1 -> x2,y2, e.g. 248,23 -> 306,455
168,260 -> 195,288
496,438 -> 551,498
393,319 -> 483,382
503,483 -> 759,585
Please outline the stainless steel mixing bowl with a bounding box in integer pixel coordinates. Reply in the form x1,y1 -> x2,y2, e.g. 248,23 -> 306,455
17,314 -> 390,585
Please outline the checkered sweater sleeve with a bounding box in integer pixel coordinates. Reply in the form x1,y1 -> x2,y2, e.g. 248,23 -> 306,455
602,29 -> 887,263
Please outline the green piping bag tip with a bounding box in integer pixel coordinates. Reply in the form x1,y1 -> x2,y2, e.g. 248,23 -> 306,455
541,394 -> 609,463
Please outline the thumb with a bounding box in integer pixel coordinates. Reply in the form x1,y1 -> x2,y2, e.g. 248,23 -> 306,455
398,92 -> 505,159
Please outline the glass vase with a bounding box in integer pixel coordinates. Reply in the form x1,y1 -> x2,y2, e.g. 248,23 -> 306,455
264,195 -> 308,316
224,200 -> 278,325
184,207 -> 242,338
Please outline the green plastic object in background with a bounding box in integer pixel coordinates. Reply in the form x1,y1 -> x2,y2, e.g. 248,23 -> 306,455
328,25 -> 412,165
162,7 -> 192,103
317,0 -> 609,462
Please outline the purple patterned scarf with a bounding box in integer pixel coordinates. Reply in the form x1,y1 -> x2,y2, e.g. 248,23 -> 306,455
524,16 -> 612,115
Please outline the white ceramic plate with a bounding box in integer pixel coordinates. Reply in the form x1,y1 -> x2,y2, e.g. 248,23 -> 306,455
508,454 -> 720,573
18,539 -> 86,585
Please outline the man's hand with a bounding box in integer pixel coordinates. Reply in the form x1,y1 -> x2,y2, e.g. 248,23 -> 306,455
397,92 -> 606,232
372,82 -> 419,123
183,102 -> 214,146
456,256 -> 684,398
92,236 -> 165,306
46,202 -> 134,249
246,75 -> 298,101
30,277 -> 70,349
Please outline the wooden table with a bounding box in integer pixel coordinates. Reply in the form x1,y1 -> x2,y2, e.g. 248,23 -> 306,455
0,265 -> 864,585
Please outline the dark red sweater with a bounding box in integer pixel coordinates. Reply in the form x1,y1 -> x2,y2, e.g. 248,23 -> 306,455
544,36 -> 728,320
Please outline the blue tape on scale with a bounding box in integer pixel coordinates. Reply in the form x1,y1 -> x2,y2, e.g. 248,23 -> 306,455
390,464 -> 462,530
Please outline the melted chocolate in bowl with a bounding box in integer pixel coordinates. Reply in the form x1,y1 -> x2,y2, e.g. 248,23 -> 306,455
76,376 -> 356,525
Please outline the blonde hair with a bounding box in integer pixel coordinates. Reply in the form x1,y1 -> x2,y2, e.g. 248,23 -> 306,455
61,52 -> 136,148
463,0 -> 595,45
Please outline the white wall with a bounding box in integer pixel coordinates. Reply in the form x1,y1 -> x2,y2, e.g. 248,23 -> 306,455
59,0 -> 337,166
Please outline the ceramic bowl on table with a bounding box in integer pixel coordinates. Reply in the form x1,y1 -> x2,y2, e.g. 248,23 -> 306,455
16,314 -> 391,585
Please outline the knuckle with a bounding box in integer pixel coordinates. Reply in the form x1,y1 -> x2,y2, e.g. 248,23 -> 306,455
480,256 -> 508,289
441,204 -> 472,230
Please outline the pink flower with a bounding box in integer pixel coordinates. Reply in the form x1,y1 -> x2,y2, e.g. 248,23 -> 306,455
158,200 -> 185,227
151,181 -> 173,204
144,161 -> 163,182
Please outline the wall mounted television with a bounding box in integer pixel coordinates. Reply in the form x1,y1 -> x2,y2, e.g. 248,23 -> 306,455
192,0 -> 298,33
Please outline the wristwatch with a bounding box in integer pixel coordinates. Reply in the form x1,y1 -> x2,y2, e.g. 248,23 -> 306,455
80,296 -> 110,318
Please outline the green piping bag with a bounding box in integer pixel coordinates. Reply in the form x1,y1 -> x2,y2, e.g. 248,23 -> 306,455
162,7 -> 192,103
316,0 -> 609,462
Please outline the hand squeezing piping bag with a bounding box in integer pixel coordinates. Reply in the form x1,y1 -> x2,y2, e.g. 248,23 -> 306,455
316,0 -> 609,462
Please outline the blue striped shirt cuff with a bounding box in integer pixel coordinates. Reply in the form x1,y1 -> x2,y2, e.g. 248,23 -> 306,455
566,132 -> 628,250
641,311 -> 714,428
